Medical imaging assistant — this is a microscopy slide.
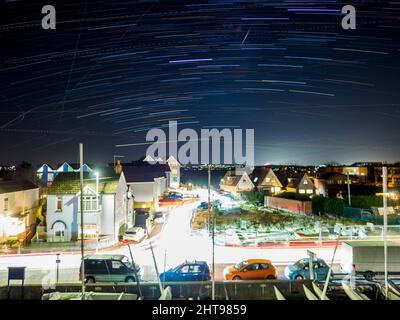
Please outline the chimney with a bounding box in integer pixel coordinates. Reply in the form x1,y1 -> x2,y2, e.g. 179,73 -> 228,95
115,159 -> 122,174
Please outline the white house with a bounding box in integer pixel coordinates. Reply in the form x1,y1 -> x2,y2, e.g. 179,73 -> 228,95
143,155 -> 180,189
46,168 -> 128,243
0,179 -> 39,242
123,163 -> 168,213
167,156 -> 180,189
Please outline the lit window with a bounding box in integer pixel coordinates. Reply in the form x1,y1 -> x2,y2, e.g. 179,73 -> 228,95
56,196 -> 63,211
306,189 -> 313,194
303,180 -> 308,185
82,196 -> 98,211
299,189 -> 305,194
4,198 -> 9,212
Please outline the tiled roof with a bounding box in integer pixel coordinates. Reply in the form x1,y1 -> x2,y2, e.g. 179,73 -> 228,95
221,170 -> 243,187
0,179 -> 38,194
123,163 -> 168,183
48,170 -> 121,194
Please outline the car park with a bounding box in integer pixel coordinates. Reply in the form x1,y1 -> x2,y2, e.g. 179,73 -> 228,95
160,261 -> 211,282
223,259 -> 278,280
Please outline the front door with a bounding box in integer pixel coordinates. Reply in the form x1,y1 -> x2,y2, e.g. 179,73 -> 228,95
53,222 -> 66,242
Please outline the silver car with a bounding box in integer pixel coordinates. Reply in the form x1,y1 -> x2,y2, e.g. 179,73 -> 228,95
80,254 -> 141,283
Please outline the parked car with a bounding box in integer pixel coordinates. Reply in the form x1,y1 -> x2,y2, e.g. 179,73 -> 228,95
197,202 -> 208,210
122,227 -> 145,242
80,254 -> 141,283
284,258 -> 330,281
154,211 -> 165,224
223,259 -> 277,280
160,261 -> 211,282
167,191 -> 183,200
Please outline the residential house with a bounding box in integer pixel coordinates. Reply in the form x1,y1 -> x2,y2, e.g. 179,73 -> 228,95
286,173 -> 314,195
167,156 -> 181,189
0,179 -> 39,242
123,162 -> 168,214
220,170 -> 254,195
46,168 -> 128,243
314,172 -> 352,197
250,166 -> 283,195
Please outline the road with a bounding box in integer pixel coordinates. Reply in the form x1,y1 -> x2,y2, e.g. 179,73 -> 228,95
0,190 -> 338,286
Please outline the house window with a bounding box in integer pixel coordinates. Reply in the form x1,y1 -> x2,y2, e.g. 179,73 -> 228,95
82,196 -> 98,211
299,189 -> 306,194
303,180 -> 308,185
4,198 -> 9,212
56,196 -> 63,211
306,189 -> 313,194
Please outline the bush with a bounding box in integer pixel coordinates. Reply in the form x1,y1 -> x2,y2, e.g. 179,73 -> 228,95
345,195 -> 398,209
312,195 -> 344,216
241,191 -> 264,204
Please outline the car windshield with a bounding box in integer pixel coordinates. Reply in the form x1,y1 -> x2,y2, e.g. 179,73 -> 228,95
234,261 -> 248,269
121,257 -> 132,269
294,259 -> 308,268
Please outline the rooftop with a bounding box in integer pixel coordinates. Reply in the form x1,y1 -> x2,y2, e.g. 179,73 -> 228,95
0,179 -> 38,194
48,168 -> 121,194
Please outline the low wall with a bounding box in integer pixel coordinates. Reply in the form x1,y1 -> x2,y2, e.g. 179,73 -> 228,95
1,280 -> 314,300
265,196 -> 312,215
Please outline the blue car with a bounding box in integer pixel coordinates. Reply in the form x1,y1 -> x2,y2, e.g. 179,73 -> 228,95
285,258 -> 330,281
160,261 -> 211,282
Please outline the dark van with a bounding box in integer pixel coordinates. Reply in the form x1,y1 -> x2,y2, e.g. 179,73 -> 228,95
80,254 -> 141,283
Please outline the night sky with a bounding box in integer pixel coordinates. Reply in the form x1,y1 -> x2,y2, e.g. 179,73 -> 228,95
1,1 -> 400,166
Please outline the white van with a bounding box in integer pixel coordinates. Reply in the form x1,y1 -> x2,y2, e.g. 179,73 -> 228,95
340,240 -> 400,280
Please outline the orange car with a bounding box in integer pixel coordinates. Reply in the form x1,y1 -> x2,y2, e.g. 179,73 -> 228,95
223,259 -> 278,280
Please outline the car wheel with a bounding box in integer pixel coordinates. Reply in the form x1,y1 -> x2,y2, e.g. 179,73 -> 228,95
295,275 -> 304,280
266,275 -> 276,280
125,276 -> 135,283
85,277 -> 95,283
232,276 -> 241,280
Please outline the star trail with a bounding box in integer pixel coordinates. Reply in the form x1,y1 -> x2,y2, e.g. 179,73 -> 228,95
1,1 -> 400,165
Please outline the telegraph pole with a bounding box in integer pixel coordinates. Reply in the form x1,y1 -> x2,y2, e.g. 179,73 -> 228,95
79,143 -> 85,299
383,165 -> 388,299
208,165 -> 211,233
207,165 -> 216,300
347,172 -> 351,207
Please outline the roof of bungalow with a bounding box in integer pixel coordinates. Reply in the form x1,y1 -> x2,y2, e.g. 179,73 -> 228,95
220,170 -> 245,187
0,179 -> 39,194
48,168 -> 121,194
250,166 -> 282,187
287,172 -> 313,189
